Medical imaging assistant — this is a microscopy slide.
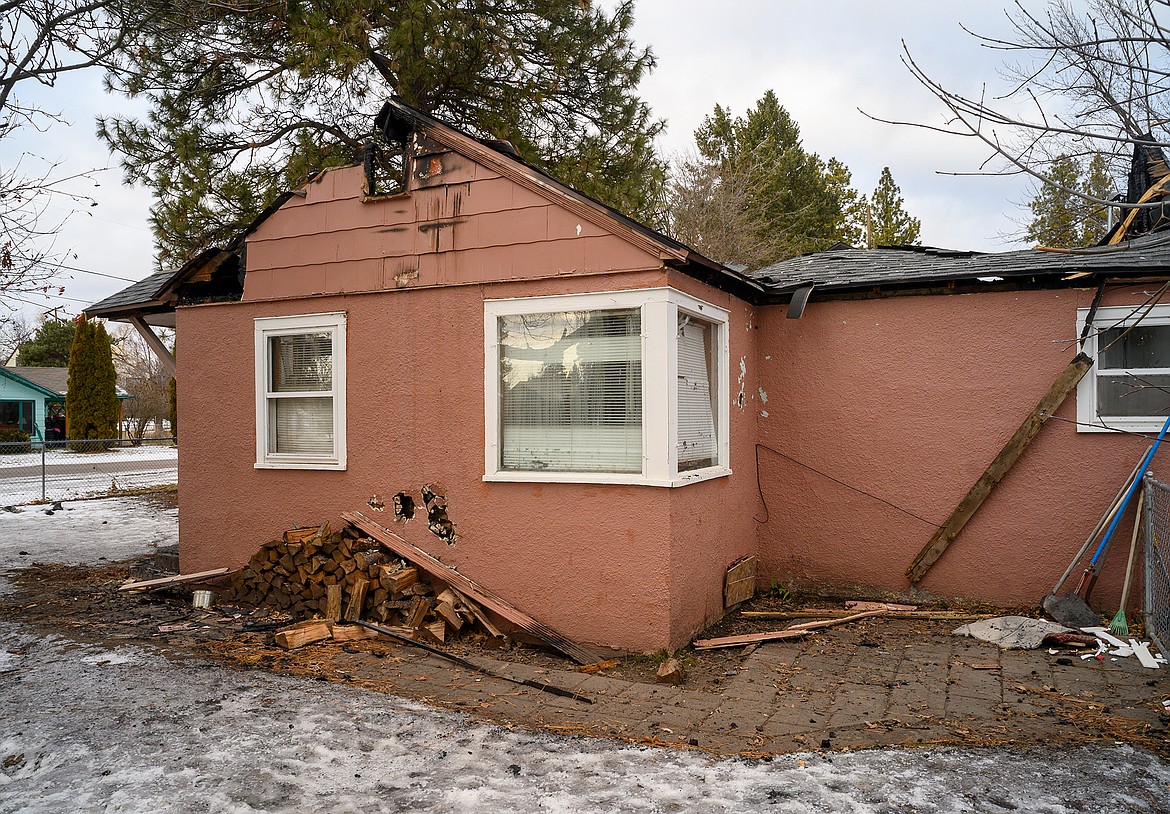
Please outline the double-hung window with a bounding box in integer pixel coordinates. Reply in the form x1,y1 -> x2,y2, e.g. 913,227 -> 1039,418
484,288 -> 729,486
255,312 -> 347,469
1077,303 -> 1170,432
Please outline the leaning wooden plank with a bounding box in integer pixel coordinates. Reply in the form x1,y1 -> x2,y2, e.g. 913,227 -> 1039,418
905,352 -> 1092,584
692,629 -> 808,650
342,511 -> 602,664
723,556 -> 757,608
118,567 -> 234,592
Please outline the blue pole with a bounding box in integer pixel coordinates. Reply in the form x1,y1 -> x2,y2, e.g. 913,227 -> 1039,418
1087,411 -> 1170,575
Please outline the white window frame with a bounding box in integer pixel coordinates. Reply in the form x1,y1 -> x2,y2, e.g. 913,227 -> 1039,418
484,287 -> 731,487
254,312 -> 347,469
1077,303 -> 1170,432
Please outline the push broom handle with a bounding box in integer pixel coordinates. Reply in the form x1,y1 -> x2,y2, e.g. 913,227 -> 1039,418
1118,490 -> 1145,613
1052,448 -> 1148,595
1086,412 -> 1170,578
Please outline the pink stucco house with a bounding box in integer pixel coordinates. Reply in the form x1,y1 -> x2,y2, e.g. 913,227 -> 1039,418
89,99 -> 1170,652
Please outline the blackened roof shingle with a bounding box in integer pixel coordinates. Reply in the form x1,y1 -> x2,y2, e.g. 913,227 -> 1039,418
751,235 -> 1170,296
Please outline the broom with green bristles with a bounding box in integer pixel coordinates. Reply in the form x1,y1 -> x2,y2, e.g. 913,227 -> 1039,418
1110,491 -> 1145,638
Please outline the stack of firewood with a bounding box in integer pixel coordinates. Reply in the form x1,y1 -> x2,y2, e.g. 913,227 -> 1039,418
230,523 -> 502,647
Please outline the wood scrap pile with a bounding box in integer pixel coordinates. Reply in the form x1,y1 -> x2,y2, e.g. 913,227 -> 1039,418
692,601 -> 997,651
230,523 -> 499,647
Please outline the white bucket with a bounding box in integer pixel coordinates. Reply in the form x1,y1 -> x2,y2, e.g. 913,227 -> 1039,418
192,590 -> 213,609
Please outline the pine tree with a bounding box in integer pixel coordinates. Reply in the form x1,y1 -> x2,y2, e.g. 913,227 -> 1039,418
1080,154 -> 1117,244
67,318 -> 119,449
100,0 -> 666,264
17,319 -> 76,366
866,167 -> 922,247
1025,156 -> 1084,248
670,90 -> 854,267
1025,153 -> 1118,247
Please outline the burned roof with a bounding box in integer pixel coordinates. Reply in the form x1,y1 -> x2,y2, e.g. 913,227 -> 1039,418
752,235 -> 1170,298
375,98 -> 764,303
86,268 -> 178,318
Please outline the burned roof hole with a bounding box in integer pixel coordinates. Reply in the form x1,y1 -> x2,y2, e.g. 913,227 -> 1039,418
393,492 -> 415,522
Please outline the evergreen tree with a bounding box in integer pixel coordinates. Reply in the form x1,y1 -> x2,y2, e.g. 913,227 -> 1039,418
16,319 -> 75,366
825,158 -> 866,248
100,0 -> 666,264
1080,154 -> 1117,244
866,167 -> 922,247
67,318 -> 119,448
1025,154 -> 1119,248
670,90 -> 853,267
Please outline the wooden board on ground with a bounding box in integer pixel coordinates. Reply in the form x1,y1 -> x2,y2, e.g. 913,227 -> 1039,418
846,601 -> 917,611
119,567 -> 235,592
724,556 -> 756,608
693,629 -> 808,650
741,609 -> 992,622
343,511 -> 602,664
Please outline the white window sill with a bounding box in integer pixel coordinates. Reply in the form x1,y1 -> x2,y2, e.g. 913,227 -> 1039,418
483,466 -> 731,488
255,459 -> 347,471
1075,417 -> 1166,434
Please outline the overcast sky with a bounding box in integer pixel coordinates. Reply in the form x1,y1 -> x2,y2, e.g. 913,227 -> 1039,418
4,1 -> 1052,326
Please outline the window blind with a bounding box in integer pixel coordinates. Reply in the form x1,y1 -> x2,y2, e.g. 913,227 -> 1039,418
270,333 -> 333,392
499,309 -> 642,473
676,317 -> 717,471
269,397 -> 334,455
267,332 -> 335,455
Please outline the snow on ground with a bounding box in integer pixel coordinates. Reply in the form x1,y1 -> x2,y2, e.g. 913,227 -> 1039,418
2,624 -> 1169,814
1,497 -> 1169,813
0,497 -> 177,595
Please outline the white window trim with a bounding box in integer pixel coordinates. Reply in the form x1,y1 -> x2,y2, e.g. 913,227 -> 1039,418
483,287 -> 731,487
254,312 -> 347,469
1077,303 -> 1170,433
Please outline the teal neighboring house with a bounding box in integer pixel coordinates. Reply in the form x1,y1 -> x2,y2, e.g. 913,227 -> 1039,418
0,367 -> 69,443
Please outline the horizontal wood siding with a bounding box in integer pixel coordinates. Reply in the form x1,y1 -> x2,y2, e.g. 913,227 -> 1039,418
244,162 -> 660,300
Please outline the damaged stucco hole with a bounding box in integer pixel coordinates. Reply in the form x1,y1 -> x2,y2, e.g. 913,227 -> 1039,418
367,495 -> 385,512
420,485 -> 457,546
393,492 -> 415,522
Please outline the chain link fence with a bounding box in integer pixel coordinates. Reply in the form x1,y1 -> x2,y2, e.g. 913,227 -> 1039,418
1142,474 -> 1170,656
0,438 -> 177,506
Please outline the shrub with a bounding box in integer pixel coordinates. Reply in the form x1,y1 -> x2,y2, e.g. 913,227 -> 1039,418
0,429 -> 32,454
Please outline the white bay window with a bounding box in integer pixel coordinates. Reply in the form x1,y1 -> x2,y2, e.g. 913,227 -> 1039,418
255,312 -> 347,469
484,289 -> 730,486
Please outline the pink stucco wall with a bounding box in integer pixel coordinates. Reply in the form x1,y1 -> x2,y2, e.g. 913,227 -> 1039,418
178,272 -> 754,651
755,285 -> 1152,609
176,158 -> 758,652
